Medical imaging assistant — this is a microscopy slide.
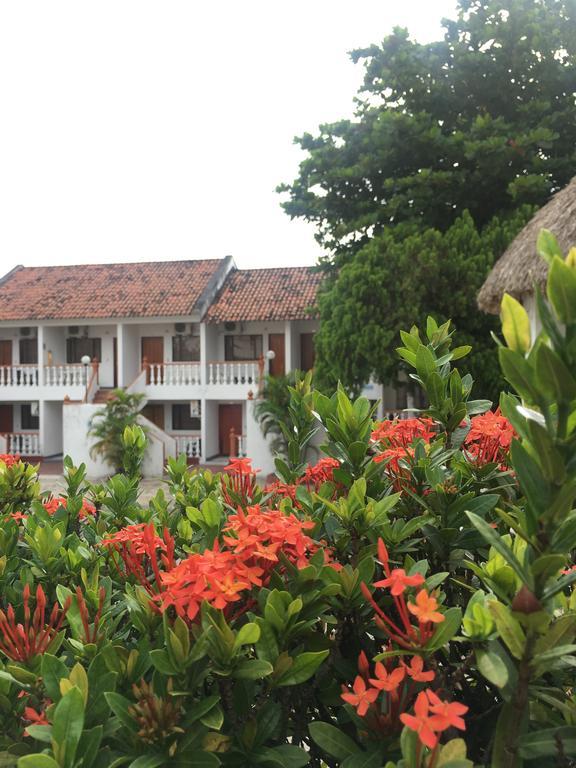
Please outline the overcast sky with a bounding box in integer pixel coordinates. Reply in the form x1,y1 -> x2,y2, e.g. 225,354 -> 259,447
0,1 -> 457,275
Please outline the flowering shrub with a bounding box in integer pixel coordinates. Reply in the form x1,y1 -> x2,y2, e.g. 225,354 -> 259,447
0,231 -> 575,767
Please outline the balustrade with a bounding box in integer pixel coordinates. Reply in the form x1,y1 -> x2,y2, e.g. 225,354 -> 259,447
44,365 -> 84,387
0,366 -> 39,387
5,432 -> 41,455
206,360 -> 259,386
174,435 -> 202,459
147,362 -> 201,386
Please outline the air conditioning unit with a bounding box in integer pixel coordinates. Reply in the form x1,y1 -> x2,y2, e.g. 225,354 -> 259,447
19,327 -> 32,337
174,323 -> 186,334
68,326 -> 80,336
224,322 -> 236,332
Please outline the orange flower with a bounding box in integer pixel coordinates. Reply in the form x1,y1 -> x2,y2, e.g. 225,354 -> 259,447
402,655 -> 435,682
374,568 -> 425,596
426,689 -> 468,731
407,590 -> 444,624
464,408 -> 515,467
341,675 -> 379,717
400,690 -> 439,749
369,661 -> 406,692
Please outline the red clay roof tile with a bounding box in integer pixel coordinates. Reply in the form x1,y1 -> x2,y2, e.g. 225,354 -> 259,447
205,267 -> 322,323
0,260 -> 222,320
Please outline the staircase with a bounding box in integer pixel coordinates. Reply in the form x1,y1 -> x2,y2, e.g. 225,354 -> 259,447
92,388 -> 115,404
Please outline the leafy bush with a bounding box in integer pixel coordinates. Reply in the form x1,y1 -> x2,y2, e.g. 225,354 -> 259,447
0,231 -> 575,767
88,390 -> 146,474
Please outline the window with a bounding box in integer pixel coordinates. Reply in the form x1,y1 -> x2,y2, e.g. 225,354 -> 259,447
19,338 -> 38,364
300,333 -> 315,371
66,337 -> 102,363
224,335 -> 263,361
172,335 -> 200,362
21,404 -> 39,430
172,404 -> 201,432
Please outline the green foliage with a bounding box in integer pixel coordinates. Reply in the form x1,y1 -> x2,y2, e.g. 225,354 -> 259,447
2,231 -> 576,766
280,0 -> 576,398
88,389 -> 147,474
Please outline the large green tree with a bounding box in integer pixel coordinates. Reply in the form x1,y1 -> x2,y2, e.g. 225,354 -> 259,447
279,0 -> 576,396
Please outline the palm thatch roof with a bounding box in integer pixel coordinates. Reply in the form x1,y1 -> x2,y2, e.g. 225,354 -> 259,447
477,176 -> 576,314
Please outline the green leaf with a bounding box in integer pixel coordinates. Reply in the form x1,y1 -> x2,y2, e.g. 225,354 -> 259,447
233,622 -> 261,650
488,602 -> 526,660
426,608 -> 462,650
233,659 -> 274,680
501,294 -> 531,354
18,758 -> 60,768
308,722 -> 358,760
51,686 -> 85,768
104,692 -> 138,732
519,726 -> 576,758
547,255 -> 576,324
535,344 -> 576,402
475,648 -> 509,688
498,348 -> 541,405
466,511 -> 532,587
128,757 -> 166,768
537,229 -> 563,264
341,751 -> 383,768
275,650 -> 329,686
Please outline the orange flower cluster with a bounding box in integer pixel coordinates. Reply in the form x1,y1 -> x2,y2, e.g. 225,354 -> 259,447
371,418 -> 435,489
0,453 -> 21,467
158,506 -> 322,622
0,584 -> 71,663
362,540 -> 444,648
400,689 -> 468,749
221,458 -> 259,508
43,496 -> 97,520
464,408 -> 515,468
101,523 -> 176,596
341,651 -> 435,733
265,457 -> 341,505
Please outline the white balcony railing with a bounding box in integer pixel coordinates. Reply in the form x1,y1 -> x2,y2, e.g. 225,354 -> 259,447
44,365 -> 85,387
174,435 -> 202,459
207,361 -> 259,386
0,366 -> 39,387
146,363 -> 201,387
4,432 -> 41,455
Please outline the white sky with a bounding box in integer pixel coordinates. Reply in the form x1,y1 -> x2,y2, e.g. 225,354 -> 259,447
0,1 -> 457,275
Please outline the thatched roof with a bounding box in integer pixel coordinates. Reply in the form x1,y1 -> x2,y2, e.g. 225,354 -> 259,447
477,176 -> 576,314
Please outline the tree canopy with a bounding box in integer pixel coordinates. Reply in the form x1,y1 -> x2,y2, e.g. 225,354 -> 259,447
279,0 -> 576,397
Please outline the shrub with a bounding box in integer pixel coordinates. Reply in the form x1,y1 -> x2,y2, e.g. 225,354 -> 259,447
0,230 -> 575,767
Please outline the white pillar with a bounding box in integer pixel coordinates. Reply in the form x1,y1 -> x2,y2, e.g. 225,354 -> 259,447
284,321 -> 293,372
116,323 -> 124,388
200,398 -> 207,462
200,324 -> 207,387
37,325 -> 44,384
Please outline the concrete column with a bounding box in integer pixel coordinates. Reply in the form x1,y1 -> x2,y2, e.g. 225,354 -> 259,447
37,325 -> 44,384
284,321 -> 293,372
200,324 -> 207,386
116,323 -> 124,388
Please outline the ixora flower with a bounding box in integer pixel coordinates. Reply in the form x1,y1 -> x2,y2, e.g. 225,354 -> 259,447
43,496 -> 97,520
221,457 -> 260,507
464,408 -> 515,467
402,655 -> 436,683
0,584 -> 71,663
101,523 -> 176,595
371,418 -> 435,449
0,453 -> 21,468
341,675 -> 379,717
400,689 -> 468,749
369,661 -> 406,692
362,539 -> 445,648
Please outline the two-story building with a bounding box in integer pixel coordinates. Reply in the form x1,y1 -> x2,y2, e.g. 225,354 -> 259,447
0,257 -> 323,475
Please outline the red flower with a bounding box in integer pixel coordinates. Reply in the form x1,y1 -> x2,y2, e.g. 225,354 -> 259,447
426,689 -> 468,731
101,523 -> 175,596
402,655 -> 435,683
371,418 -> 435,449
221,458 -> 260,508
341,675 -> 379,717
0,584 -> 71,663
374,568 -> 425,596
408,590 -> 445,624
400,690 -> 439,749
464,408 -> 515,468
302,458 -> 340,489
43,496 -> 96,520
369,661 -> 406,692
23,701 -> 51,736
0,453 -> 21,468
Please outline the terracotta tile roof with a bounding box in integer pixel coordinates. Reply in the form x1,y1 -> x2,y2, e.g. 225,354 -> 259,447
0,260 -> 223,320
205,267 -> 323,323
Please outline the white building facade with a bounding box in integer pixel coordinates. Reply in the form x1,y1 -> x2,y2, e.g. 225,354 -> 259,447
0,258 -> 322,476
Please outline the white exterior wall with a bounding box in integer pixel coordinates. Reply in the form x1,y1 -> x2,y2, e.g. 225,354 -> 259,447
40,401 -> 63,456
42,326 -> 66,366
245,399 -> 275,477
118,323 -> 140,387
203,399 -> 219,460
63,403 -> 112,477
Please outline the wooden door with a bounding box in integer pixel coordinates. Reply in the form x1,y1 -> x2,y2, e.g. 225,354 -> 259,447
0,405 -> 13,434
300,333 -> 315,371
0,340 -> 12,367
142,404 -> 165,430
141,337 -> 164,384
19,338 -> 38,364
219,404 -> 242,456
268,334 -> 285,377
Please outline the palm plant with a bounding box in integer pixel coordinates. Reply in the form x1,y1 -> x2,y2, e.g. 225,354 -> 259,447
254,373 -> 296,455
88,389 -> 146,473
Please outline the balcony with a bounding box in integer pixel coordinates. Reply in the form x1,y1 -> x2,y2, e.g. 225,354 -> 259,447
1,432 -> 41,456
0,364 -> 87,399
173,434 -> 202,460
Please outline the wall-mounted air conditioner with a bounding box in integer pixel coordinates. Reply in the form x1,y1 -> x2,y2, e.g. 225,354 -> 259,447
174,323 -> 186,334
68,326 -> 80,336
224,322 -> 236,332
